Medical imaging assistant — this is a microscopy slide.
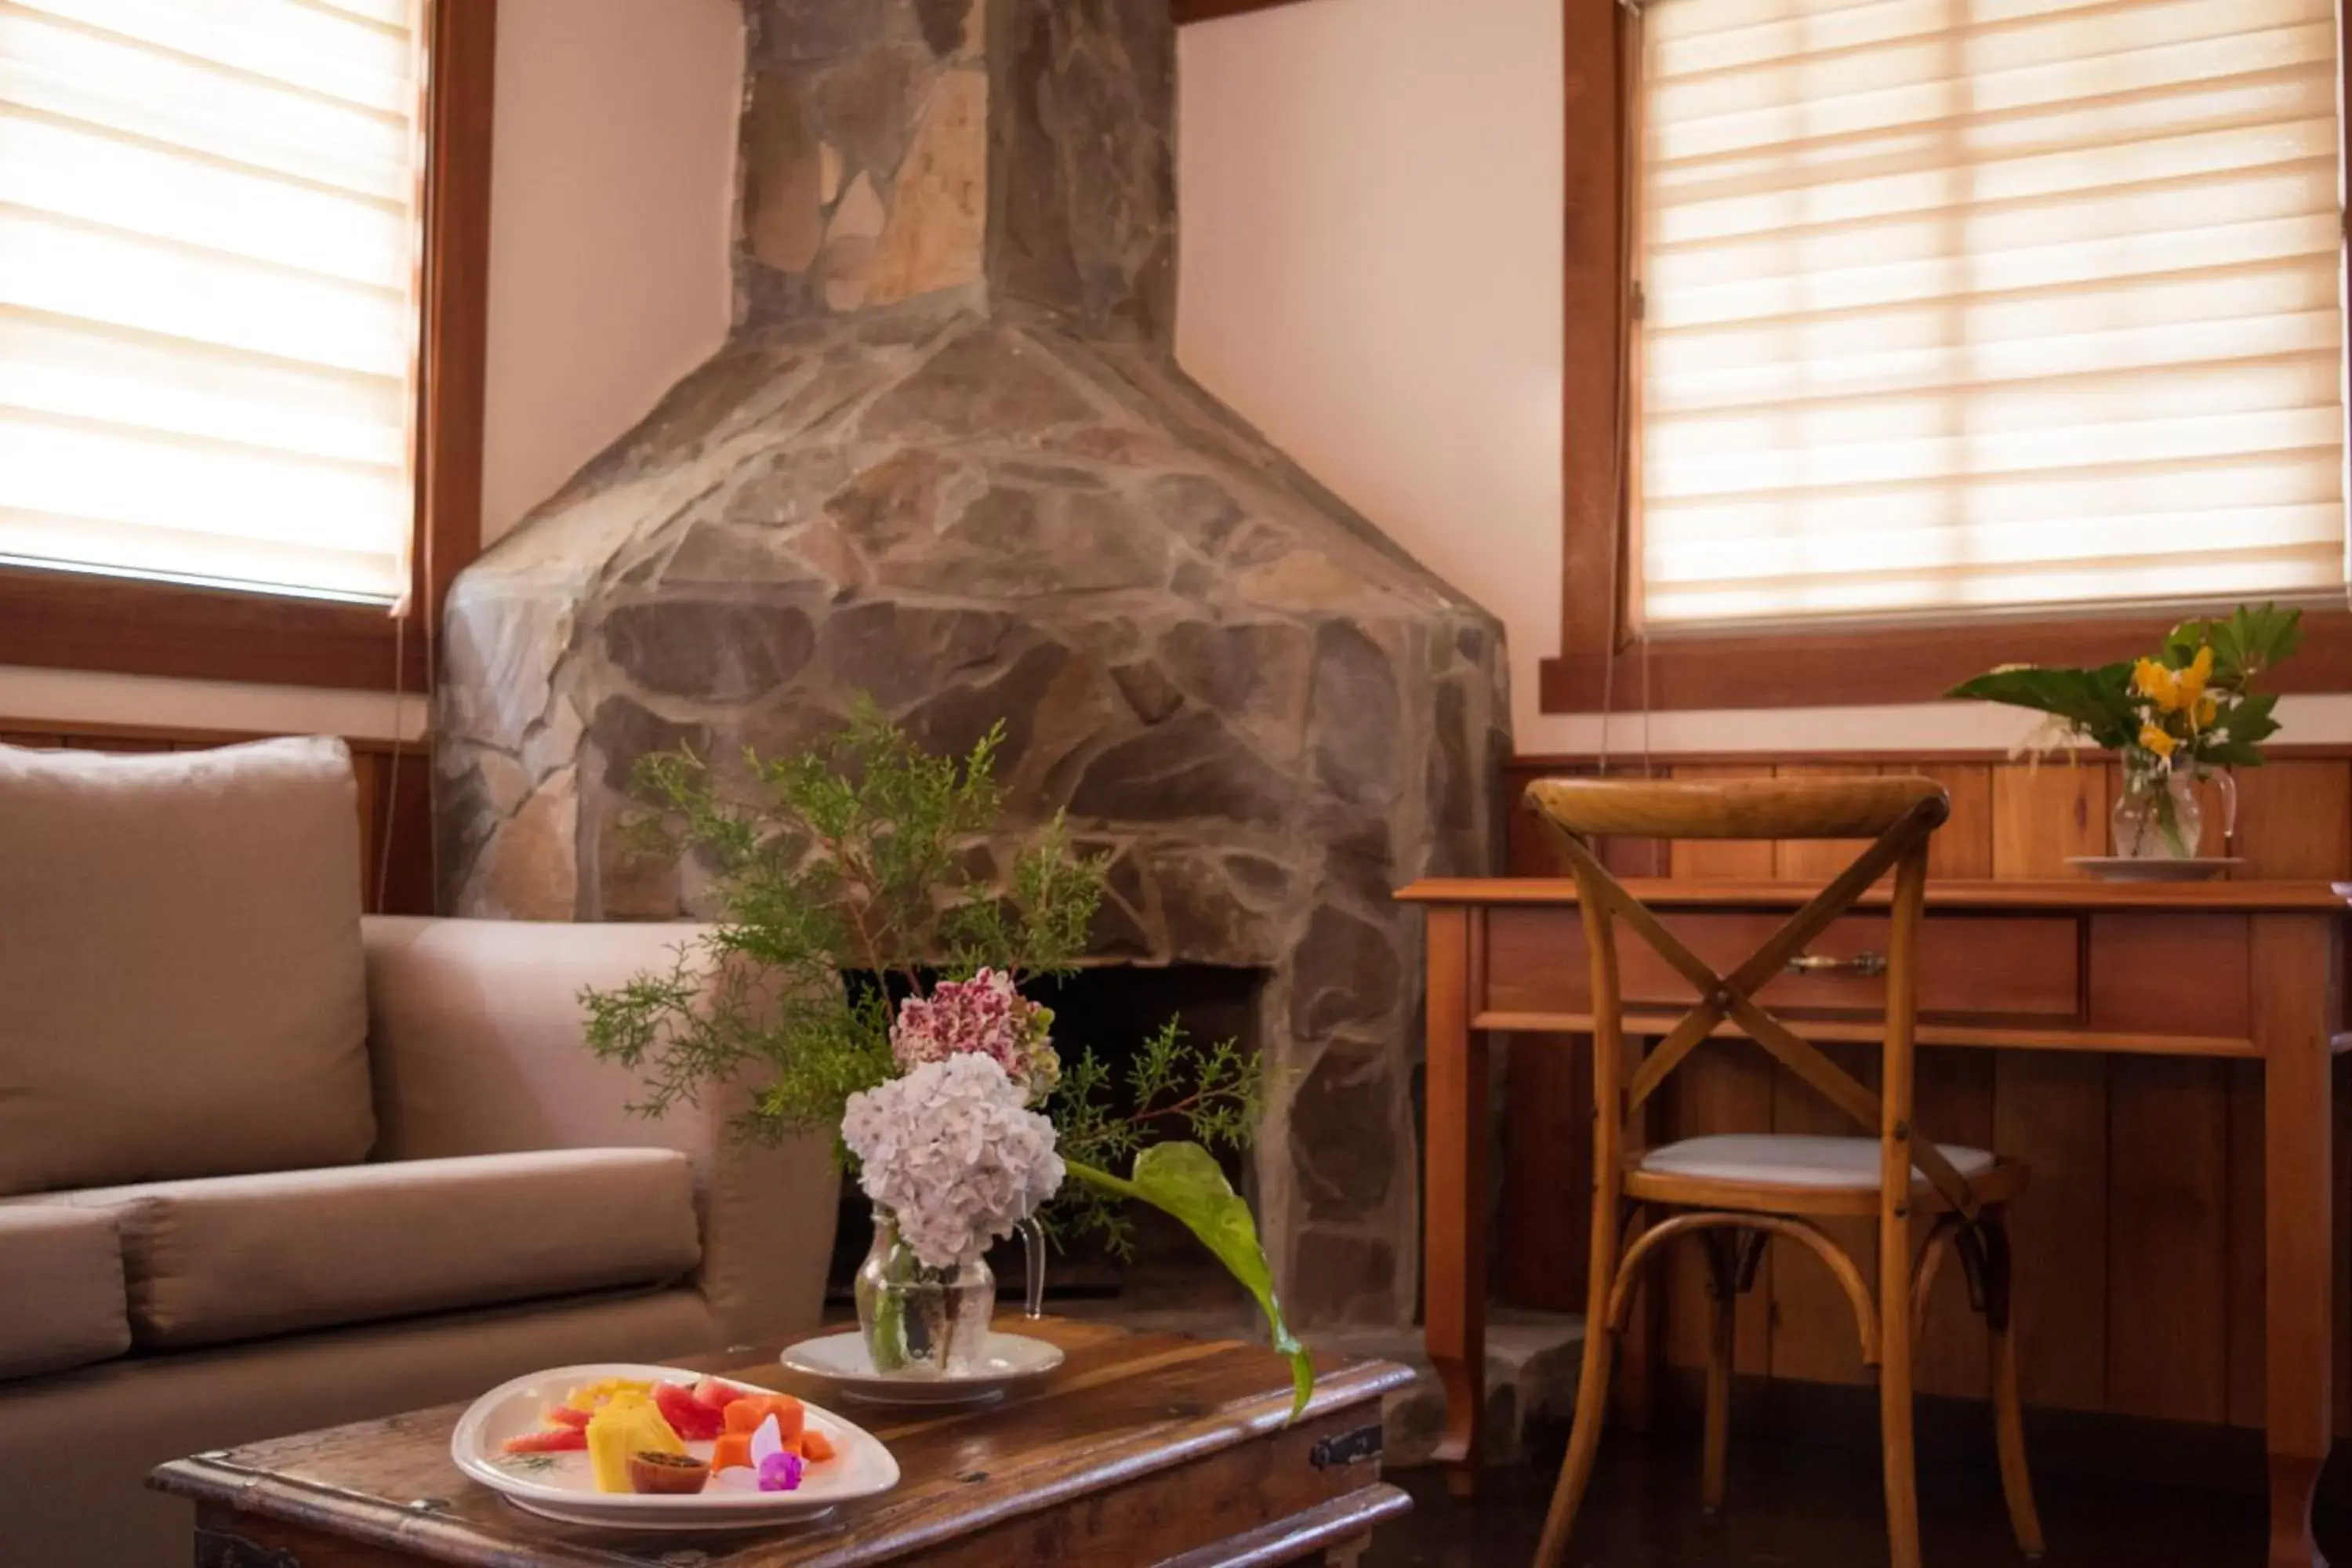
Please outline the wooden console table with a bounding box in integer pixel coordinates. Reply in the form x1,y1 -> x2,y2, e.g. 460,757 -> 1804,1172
1399,877 -> 2349,1568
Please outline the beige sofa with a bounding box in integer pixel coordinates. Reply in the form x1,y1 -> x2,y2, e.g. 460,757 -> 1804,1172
0,738 -> 837,1566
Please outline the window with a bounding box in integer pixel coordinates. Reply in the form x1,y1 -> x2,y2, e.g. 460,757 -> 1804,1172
1545,0 -> 2352,711
0,0 -> 492,689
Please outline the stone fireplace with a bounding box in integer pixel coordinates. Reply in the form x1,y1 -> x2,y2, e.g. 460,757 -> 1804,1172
435,0 -> 1508,1330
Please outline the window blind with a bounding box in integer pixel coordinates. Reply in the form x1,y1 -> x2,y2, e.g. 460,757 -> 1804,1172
1636,0 -> 2350,633
0,0 -> 423,605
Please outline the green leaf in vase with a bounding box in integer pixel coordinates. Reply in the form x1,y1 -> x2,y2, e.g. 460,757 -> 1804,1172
1067,1145 -> 1314,1420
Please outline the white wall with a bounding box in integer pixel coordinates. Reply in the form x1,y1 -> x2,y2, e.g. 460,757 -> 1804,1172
1177,0 -> 1572,750
479,0 -> 742,543
0,0 -> 743,739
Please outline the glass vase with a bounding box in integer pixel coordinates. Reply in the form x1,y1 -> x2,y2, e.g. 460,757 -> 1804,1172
2112,764 -> 2233,860
854,1207 -> 996,1378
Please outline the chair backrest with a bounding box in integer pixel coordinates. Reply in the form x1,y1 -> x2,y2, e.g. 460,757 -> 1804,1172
1523,774 -> 1979,1215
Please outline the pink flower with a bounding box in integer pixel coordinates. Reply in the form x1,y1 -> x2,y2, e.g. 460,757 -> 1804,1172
891,968 -> 1060,1104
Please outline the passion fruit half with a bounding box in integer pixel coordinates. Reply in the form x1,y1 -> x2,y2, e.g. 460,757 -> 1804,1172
626,1450 -> 710,1495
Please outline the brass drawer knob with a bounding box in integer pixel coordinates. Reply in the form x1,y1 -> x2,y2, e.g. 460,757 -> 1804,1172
1786,950 -> 1887,977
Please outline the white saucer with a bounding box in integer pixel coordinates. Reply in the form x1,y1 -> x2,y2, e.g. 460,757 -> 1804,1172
779,1330 -> 1065,1406
449,1363 -> 898,1530
2067,855 -> 2243,882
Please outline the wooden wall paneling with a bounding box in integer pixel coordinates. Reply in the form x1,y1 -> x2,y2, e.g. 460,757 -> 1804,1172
1911,1044 -> 1996,1399
1991,761 -> 2108,876
2228,1059 -> 2267,1428
376,746 -> 436,917
1766,1044 -> 1882,1386
0,732 -> 65,749
1668,764 -> 1777,880
351,750 -> 382,907
1497,1033 -> 1589,1312
1911,762 -> 1995,880
2103,1054 -> 2232,1422
1993,1051 -> 2111,1410
2231,760 -> 2352,877
1772,763 -> 1882,880
2337,1068 -> 2352,1439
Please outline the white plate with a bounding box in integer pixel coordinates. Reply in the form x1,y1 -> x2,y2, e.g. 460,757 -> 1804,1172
2067,855 -> 2244,883
779,1330 -> 1065,1406
450,1363 -> 898,1530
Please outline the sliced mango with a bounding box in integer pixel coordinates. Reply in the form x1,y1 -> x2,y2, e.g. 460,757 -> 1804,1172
585,1392 -> 682,1494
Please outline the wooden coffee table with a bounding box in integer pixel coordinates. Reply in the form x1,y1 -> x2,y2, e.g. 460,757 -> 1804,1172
151,1316 -> 1414,1566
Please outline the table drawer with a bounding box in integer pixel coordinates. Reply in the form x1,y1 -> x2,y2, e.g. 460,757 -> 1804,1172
1485,907 -> 2082,1022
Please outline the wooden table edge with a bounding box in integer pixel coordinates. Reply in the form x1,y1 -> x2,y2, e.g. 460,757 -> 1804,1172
1155,1483 -> 1412,1568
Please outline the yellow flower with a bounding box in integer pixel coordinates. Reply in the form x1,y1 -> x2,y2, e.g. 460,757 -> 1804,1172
2172,645 -> 2215,712
2132,657 -> 2178,708
2196,694 -> 2219,728
2138,722 -> 2176,760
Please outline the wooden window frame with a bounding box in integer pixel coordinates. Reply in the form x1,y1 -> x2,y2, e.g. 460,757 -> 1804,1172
0,0 -> 498,695
1539,0 -> 2352,715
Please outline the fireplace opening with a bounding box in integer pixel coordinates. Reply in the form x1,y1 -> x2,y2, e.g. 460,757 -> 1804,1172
825,964 -> 1266,1313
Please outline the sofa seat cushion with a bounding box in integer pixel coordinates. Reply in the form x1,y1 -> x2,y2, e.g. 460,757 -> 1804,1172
41,1150 -> 702,1349
0,1207 -> 130,1379
0,736 -> 374,1195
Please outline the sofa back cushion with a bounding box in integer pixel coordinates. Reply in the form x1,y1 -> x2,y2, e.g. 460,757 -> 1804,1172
0,736 -> 375,1195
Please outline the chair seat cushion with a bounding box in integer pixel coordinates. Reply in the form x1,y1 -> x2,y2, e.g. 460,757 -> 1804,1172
34,1150 -> 702,1350
1636,1134 -> 1998,1191
0,1207 -> 130,1380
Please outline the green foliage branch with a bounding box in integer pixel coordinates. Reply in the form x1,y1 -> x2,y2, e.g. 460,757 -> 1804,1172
579,697 -> 1311,1416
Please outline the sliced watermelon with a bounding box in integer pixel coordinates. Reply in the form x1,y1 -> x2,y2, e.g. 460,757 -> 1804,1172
544,1405 -> 593,1430
501,1426 -> 587,1454
691,1375 -> 751,1410
655,1379 -> 727,1441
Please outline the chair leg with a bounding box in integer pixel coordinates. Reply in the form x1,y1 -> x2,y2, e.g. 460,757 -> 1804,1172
1534,1309 -> 1614,1566
1879,1218 -> 1923,1568
1534,1214 -> 1628,1568
1977,1213 -> 2045,1559
1700,1229 -> 1737,1513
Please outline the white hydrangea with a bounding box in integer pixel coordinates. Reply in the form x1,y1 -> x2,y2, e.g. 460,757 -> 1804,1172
840,1054 -> 1065,1271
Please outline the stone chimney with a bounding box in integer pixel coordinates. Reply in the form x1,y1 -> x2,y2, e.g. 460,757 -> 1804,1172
736,0 -> 1174,338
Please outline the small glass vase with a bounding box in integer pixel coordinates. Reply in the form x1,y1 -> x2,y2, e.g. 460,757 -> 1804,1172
854,1208 -> 995,1379
2112,763 -> 2234,860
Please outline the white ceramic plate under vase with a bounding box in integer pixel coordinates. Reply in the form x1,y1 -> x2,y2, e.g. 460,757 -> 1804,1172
450,1363 -> 899,1531
779,1330 -> 1065,1407
2067,855 -> 2244,883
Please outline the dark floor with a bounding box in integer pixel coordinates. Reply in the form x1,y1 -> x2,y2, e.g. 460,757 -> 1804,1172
1368,1436 -> 2349,1567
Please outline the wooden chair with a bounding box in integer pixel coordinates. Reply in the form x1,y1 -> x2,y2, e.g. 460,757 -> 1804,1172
1523,775 -> 2044,1568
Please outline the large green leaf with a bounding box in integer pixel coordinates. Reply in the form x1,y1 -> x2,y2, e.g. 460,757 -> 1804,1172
1943,662 -> 2138,750
1068,1145 -> 1314,1420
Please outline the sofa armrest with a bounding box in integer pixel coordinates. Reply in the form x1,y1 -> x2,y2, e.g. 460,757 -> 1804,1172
361,916 -> 838,1345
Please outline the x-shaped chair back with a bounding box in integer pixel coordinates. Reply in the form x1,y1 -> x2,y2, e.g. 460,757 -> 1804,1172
1523,775 -> 1974,1217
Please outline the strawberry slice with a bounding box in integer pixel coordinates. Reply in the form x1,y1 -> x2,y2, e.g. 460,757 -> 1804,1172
544,1405 -> 593,1430
502,1426 -> 586,1454
655,1379 -> 727,1442
691,1376 -> 751,1410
